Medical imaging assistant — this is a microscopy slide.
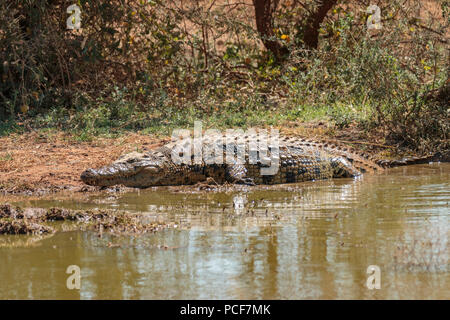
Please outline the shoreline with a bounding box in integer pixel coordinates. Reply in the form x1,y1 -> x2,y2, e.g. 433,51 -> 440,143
1,124 -> 448,197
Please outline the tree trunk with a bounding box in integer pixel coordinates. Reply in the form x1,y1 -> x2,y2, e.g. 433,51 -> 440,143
302,0 -> 337,49
252,0 -> 289,61
252,0 -> 337,59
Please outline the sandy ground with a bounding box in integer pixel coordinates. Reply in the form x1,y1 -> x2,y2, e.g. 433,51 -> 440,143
0,131 -> 168,194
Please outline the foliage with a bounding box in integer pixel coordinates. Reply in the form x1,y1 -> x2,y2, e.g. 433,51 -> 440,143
0,0 -> 448,151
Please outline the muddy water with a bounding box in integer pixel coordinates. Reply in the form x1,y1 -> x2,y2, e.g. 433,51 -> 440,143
0,163 -> 449,299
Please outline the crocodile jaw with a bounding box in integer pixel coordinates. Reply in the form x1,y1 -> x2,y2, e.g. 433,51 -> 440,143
81,163 -> 162,187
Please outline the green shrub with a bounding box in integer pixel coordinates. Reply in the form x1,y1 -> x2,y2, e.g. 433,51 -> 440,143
0,0 -> 447,151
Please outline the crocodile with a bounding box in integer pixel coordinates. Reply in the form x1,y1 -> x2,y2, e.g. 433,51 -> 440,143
81,133 -> 439,188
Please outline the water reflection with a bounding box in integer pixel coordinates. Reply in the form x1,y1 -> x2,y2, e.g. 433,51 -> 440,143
0,163 -> 448,299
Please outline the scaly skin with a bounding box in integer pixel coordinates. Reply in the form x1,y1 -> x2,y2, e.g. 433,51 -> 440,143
80,134 -> 437,188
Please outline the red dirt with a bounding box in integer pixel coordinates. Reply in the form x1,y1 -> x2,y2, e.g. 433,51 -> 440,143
0,132 -> 168,194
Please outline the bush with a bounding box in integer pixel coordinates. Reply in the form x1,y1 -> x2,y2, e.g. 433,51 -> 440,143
0,0 -> 448,151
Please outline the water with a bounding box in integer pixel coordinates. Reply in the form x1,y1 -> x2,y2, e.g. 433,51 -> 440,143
0,163 -> 449,299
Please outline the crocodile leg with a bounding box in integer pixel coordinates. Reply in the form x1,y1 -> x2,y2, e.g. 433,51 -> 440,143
330,157 -> 361,178
226,164 -> 256,185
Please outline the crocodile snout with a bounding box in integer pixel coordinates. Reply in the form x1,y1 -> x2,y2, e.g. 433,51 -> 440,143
80,164 -> 146,186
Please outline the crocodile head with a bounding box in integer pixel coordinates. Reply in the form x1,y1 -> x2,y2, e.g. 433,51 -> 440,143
81,150 -> 177,187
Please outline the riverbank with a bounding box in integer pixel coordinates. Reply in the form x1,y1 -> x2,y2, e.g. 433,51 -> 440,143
0,122 -> 448,196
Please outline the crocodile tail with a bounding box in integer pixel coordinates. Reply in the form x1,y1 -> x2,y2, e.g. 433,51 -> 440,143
290,138 -> 385,173
375,152 -> 441,168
